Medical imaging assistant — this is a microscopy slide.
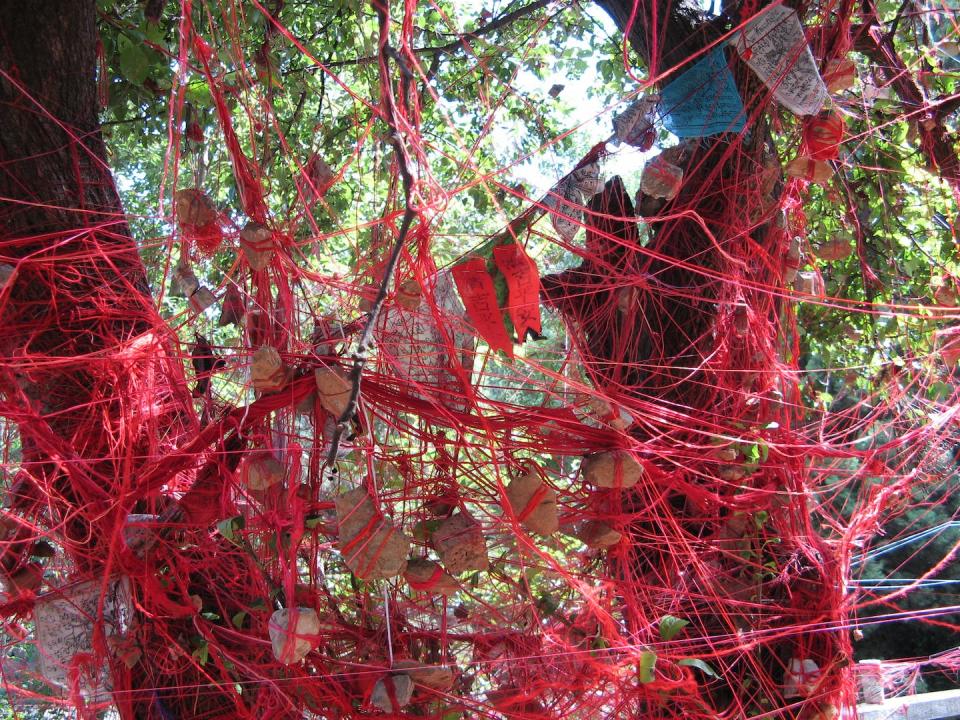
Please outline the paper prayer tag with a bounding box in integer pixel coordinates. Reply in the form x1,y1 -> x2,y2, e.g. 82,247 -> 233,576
33,576 -> 133,700
735,5 -> 828,116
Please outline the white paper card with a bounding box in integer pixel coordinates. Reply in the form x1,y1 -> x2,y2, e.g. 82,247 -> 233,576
612,95 -> 659,147
735,5 -> 827,116
545,179 -> 584,243
570,162 -> 605,198
34,576 -> 132,700
377,271 -> 475,413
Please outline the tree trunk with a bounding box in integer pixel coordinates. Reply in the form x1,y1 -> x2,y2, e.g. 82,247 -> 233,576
0,0 -> 128,237
0,2 -> 207,713
0,0 -> 193,553
543,1 -> 851,716
0,6 -> 294,717
0,0 -> 854,716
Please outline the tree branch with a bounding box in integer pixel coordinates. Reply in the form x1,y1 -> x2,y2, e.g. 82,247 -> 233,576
326,0 -> 554,68
852,15 -> 960,194
324,1 -> 420,468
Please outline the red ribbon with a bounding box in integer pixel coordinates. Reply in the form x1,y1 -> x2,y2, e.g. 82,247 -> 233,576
493,243 -> 542,342
452,258 -> 514,357
192,33 -> 268,223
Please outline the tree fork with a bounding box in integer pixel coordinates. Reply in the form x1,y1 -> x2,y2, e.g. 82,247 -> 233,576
0,2 -> 221,714
546,1 -> 852,715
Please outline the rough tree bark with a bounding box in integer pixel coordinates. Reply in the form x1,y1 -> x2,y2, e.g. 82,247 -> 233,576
543,0 -> 850,716
0,1 -> 217,714
0,5 -> 310,717
0,0 -> 853,716
0,0 -> 188,565
0,0 -> 196,542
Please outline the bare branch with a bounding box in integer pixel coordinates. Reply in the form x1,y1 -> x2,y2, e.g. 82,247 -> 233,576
324,0 -> 421,468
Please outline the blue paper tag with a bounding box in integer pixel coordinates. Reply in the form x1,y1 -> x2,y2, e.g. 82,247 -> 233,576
660,47 -> 746,137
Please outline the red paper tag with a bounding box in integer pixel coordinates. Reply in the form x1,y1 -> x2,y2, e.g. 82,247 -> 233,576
804,113 -> 845,161
452,258 -> 513,357
493,243 -> 542,342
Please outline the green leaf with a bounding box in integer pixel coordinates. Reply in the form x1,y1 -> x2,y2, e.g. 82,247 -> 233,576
232,611 -> 247,629
412,518 -> 442,541
192,641 -> 209,666
753,510 -> 769,529
216,517 -> 235,542
659,614 -> 689,641
469,185 -> 489,212
184,81 -> 213,108
537,593 -> 559,617
144,21 -> 166,46
638,649 -> 657,683
928,381 -> 953,401
216,515 -> 244,542
678,658 -> 718,678
118,36 -> 150,87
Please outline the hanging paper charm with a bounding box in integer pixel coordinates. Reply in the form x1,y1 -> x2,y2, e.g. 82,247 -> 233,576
735,5 -> 828,116
570,162 -> 605,198
640,155 -> 684,200
612,95 -> 660,149
660,47 -> 746,137
804,113 -> 845,161
174,188 -> 223,254
493,243 -> 542,342
545,161 -> 604,243
545,178 -> 583,243
823,57 -> 856,93
452,257 -> 514,357
300,152 -> 336,204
